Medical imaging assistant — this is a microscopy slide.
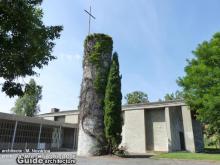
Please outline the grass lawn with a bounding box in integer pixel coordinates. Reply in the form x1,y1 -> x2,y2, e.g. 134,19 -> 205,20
154,151 -> 220,161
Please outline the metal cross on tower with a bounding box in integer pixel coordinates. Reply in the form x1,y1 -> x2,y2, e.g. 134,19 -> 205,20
84,6 -> 96,34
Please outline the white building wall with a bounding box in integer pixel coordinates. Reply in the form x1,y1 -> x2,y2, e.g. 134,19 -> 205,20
168,106 -> 185,151
181,105 -> 196,152
121,109 -> 146,154
146,108 -> 168,151
65,115 -> 78,124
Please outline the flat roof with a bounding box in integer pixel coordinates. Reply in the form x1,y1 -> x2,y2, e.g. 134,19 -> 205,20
0,112 -> 78,128
38,100 -> 186,117
122,100 -> 185,111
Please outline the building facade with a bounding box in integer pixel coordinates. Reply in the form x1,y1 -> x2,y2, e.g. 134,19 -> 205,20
0,100 -> 203,153
121,100 -> 203,153
38,100 -> 204,153
0,112 -> 78,152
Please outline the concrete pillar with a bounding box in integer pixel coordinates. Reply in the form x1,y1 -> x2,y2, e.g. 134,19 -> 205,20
165,107 -> 172,152
76,128 -> 78,150
73,128 -> 77,150
37,124 -> 42,149
73,129 -> 75,150
58,126 -> 62,150
11,121 -> 18,149
181,105 -> 195,152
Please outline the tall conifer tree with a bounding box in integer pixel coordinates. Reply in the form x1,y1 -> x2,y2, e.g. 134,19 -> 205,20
104,52 -> 122,153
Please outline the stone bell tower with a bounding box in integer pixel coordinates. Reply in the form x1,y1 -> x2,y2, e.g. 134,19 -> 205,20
77,34 -> 113,156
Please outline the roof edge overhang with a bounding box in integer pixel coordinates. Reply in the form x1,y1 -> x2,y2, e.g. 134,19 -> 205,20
0,112 -> 78,128
122,100 -> 186,111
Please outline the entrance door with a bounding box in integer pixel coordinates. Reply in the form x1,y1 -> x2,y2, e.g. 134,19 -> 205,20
179,132 -> 185,150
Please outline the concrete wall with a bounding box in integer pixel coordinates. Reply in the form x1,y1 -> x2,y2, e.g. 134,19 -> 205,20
145,108 -> 168,151
192,120 -> 204,152
42,114 -> 78,125
122,105 -> 202,153
165,107 -> 172,151
65,114 -> 78,124
169,106 -> 184,151
181,106 -> 195,152
122,109 -> 146,153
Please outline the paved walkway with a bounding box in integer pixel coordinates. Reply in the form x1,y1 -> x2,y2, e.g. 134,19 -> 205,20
0,152 -> 219,165
78,156 -> 220,165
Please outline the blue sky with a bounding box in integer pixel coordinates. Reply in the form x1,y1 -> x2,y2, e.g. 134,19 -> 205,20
1,0 -> 220,114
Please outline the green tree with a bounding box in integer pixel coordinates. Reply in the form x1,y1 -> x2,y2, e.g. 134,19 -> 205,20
177,32 -> 220,144
125,91 -> 149,104
164,90 -> 184,101
0,0 -> 62,97
11,79 -> 42,116
104,52 -> 122,154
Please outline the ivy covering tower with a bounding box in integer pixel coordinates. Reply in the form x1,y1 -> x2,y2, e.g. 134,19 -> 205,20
77,34 -> 113,156
104,52 -> 122,154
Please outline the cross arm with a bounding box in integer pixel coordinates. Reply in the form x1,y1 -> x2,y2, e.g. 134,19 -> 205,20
84,10 -> 96,19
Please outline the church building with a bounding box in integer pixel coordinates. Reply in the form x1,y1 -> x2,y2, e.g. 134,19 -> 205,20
0,100 -> 203,153
38,100 -> 204,153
